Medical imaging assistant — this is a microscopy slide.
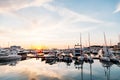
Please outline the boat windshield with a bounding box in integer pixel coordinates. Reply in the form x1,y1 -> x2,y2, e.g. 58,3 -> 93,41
75,50 -> 80,53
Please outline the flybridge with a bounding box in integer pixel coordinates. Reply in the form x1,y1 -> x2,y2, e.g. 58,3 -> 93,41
73,44 -> 82,56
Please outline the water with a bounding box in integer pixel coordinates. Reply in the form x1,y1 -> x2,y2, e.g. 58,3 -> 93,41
0,58 -> 120,80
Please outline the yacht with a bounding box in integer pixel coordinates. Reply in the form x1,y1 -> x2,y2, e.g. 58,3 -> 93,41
0,48 -> 21,62
73,44 -> 82,56
73,43 -> 86,62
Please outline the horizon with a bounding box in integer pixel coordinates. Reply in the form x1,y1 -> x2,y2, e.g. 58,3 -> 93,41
0,0 -> 120,49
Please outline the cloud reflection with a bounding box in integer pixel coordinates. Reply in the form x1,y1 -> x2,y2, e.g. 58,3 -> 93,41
0,59 -> 120,80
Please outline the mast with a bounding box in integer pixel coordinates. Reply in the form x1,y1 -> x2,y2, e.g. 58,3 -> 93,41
80,33 -> 82,48
88,33 -> 91,57
80,33 -> 82,55
104,32 -> 110,57
104,32 -> 107,47
88,33 -> 90,48
88,33 -> 93,80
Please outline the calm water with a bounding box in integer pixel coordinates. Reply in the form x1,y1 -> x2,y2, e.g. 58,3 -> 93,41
0,58 -> 120,80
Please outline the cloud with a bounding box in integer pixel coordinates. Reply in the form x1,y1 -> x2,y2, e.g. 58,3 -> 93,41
0,0 -> 109,48
113,3 -> 120,13
0,0 -> 53,13
0,0 -> 103,30
0,59 -> 95,80
43,4 -> 103,23
0,27 -> 13,35
0,3 -> 104,47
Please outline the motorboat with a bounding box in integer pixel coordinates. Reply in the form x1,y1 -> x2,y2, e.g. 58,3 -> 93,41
73,44 -> 82,56
0,48 -> 21,62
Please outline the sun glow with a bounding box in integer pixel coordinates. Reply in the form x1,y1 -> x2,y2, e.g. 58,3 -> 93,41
32,45 -> 48,49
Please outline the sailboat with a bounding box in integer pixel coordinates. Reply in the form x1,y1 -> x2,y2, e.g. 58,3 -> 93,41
99,33 -> 119,63
99,33 -> 111,62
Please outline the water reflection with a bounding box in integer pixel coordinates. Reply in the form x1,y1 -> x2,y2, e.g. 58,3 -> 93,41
74,60 -> 84,80
0,59 -> 20,66
90,62 -> 93,80
39,57 -> 120,80
41,56 -> 73,66
45,58 -> 57,65
100,61 -> 113,80
74,59 -> 94,80
0,58 -> 120,80
42,57 -> 95,80
74,59 -> 84,69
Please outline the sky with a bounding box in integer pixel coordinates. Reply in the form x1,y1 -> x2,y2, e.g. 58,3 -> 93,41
0,0 -> 120,49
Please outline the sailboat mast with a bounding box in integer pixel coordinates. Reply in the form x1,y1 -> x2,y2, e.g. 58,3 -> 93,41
104,32 -> 107,47
80,33 -> 82,47
80,33 -> 82,55
104,32 -> 110,56
88,33 -> 91,57
88,33 -> 90,47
